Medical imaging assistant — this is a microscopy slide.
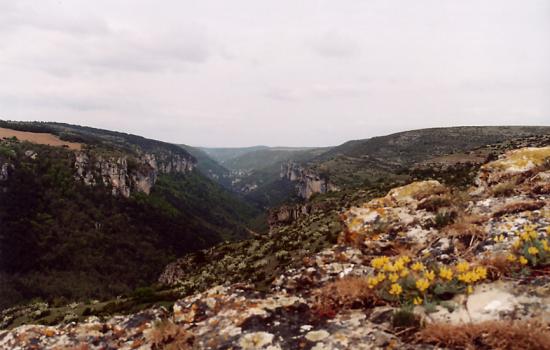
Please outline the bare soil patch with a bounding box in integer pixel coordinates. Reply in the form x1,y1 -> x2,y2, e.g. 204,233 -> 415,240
0,127 -> 82,150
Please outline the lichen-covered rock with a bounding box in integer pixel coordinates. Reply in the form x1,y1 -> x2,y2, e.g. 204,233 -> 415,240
422,280 -> 550,324
386,180 -> 448,206
342,180 -> 450,250
477,146 -> 550,187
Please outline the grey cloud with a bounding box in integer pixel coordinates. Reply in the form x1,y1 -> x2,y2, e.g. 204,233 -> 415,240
0,94 -> 113,112
265,85 -> 362,101
0,2 -> 109,36
310,32 -> 361,58
264,88 -> 303,101
0,0 -> 548,147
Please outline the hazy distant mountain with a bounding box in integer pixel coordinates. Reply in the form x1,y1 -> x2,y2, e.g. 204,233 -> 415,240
200,146 -> 270,165
179,144 -> 233,189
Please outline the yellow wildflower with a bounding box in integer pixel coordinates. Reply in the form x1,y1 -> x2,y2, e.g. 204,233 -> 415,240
367,277 -> 379,289
467,285 -> 473,294
413,296 -> 423,305
400,256 -> 411,264
457,272 -> 473,283
519,256 -> 528,265
371,256 -> 390,270
495,234 -> 505,243
506,254 -> 517,262
376,272 -> 386,282
389,273 -> 399,283
528,246 -> 539,255
520,232 -> 531,241
456,261 -> 470,273
473,266 -> 487,280
542,240 -> 549,252
512,239 -> 522,249
393,260 -> 406,271
424,270 -> 436,282
529,230 -> 538,239
400,268 -> 410,278
411,262 -> 425,272
389,283 -> 403,296
439,266 -> 453,280
383,263 -> 397,272
416,278 -> 430,292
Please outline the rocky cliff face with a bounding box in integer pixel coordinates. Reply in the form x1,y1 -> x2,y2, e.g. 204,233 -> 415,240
74,151 -> 195,197
267,203 -> 312,227
281,161 -> 338,199
3,145 -> 550,349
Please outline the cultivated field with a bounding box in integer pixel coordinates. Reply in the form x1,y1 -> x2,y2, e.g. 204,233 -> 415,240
0,127 -> 82,150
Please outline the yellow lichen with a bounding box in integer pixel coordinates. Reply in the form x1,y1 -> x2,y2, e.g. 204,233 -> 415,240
482,146 -> 550,173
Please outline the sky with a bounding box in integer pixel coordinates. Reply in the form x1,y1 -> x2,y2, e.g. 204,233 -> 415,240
0,0 -> 549,147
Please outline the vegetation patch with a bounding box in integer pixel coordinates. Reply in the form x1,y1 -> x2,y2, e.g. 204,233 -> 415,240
416,320 -> 550,350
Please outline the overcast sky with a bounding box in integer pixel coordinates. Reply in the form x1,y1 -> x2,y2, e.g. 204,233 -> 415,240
0,0 -> 549,147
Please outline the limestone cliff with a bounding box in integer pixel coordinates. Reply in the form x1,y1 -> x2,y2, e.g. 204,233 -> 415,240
281,161 -> 338,199
74,150 -> 195,197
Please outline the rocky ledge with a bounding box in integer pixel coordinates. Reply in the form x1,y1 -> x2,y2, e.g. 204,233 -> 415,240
2,146 -> 550,349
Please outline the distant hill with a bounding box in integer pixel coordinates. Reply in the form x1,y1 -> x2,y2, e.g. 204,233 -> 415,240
179,144 -> 233,189
201,146 -> 269,165
222,147 -> 328,172
0,121 -> 262,310
306,126 -> 550,188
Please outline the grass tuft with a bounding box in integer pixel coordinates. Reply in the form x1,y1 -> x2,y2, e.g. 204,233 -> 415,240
416,320 -> 550,350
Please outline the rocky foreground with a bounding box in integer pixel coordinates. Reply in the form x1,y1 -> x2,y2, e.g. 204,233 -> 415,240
2,146 -> 550,349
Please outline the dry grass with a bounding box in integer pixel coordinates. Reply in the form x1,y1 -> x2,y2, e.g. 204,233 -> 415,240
478,254 -> 514,279
416,320 -> 550,350
493,200 -> 545,218
149,320 -> 193,350
533,183 -> 550,195
491,181 -> 516,197
0,127 -> 82,150
443,215 -> 486,250
418,194 -> 452,212
312,277 -> 382,316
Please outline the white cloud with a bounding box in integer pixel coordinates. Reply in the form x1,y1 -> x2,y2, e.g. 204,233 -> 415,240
310,31 -> 361,58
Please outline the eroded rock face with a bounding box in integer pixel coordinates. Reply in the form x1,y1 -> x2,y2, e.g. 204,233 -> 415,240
74,151 -> 195,197
281,161 -> 338,199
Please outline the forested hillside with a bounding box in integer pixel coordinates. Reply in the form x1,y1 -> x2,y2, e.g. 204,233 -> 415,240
0,121 -> 262,310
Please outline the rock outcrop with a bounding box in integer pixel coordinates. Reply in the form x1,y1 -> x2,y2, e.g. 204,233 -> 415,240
0,162 -> 11,182
268,203 -> 312,227
74,151 -> 195,197
281,161 -> 338,199
2,145 -> 550,349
